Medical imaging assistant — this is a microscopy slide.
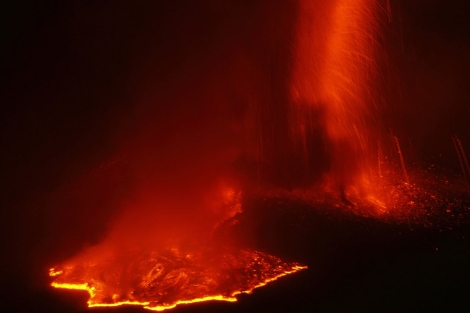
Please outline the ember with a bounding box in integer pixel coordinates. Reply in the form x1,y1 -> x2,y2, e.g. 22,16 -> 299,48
50,247 -> 306,311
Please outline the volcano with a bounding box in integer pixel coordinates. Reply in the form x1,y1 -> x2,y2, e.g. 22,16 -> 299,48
2,1 -> 470,313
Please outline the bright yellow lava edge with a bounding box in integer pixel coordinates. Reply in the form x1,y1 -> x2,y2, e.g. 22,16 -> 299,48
50,265 -> 307,311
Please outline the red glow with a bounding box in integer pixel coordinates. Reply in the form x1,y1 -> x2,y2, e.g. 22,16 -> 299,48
50,248 -> 306,311
290,0 -> 385,199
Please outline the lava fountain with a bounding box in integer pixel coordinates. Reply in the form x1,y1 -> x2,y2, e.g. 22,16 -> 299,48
289,0 -> 387,197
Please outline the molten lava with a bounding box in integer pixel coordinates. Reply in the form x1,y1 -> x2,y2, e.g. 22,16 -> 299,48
50,247 -> 306,311
289,0 -> 386,195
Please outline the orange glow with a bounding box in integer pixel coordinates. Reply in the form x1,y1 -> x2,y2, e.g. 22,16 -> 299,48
290,0 -> 385,199
143,296 -> 236,312
366,195 -> 387,212
50,248 -> 306,311
239,265 -> 309,293
49,268 -> 63,277
51,282 -> 94,295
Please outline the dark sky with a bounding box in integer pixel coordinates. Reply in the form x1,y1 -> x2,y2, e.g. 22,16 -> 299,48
389,0 -> 470,164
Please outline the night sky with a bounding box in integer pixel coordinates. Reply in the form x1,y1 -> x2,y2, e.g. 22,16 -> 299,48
2,1 -> 470,312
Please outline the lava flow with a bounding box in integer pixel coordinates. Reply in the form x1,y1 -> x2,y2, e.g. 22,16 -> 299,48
50,247 -> 306,311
